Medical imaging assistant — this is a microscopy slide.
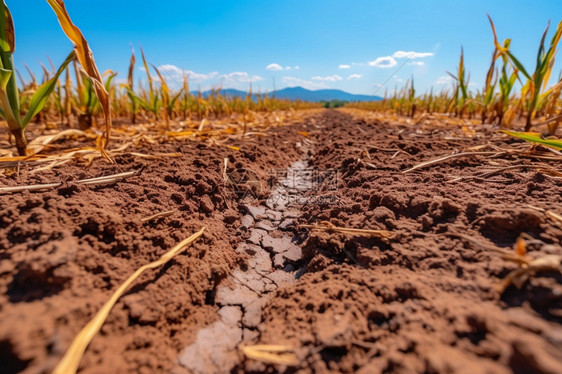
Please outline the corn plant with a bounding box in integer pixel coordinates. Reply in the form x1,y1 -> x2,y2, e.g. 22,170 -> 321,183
490,15 -> 562,131
425,88 -> 434,114
447,47 -> 470,118
0,0 -> 74,155
124,47 -> 162,122
126,46 -> 137,123
408,77 -> 416,118
481,47 -> 498,124
178,72 -> 192,120
152,65 -> 183,127
495,40 -> 518,126
53,72 -> 65,126
46,0 -> 112,149
541,73 -> 562,134
72,59 -> 116,130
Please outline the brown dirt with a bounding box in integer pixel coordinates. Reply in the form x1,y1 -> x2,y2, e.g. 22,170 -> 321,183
0,115 -> 309,374
1,109 -> 562,374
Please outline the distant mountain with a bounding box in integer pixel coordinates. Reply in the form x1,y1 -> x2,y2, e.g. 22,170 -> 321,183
273,87 -> 382,102
197,88 -> 248,98
194,87 -> 381,102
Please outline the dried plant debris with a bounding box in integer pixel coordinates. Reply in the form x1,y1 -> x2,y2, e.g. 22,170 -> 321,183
300,220 -> 392,241
448,232 -> 562,293
53,228 -> 205,374
241,345 -> 299,367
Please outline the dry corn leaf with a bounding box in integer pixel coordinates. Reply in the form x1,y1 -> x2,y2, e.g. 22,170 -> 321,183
241,345 -> 299,366
243,131 -> 268,137
514,237 -> 526,257
300,221 -> 392,240
126,152 -> 181,160
545,210 -> 562,225
0,170 -> 139,193
538,168 -> 562,178
499,255 -> 562,293
198,118 -> 208,132
141,210 -> 174,223
53,228 -> 206,374
27,129 -> 94,154
166,130 -> 195,138
461,125 -> 475,137
46,0 -> 112,149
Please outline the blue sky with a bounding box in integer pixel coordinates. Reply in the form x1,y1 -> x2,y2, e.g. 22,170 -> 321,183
7,0 -> 562,95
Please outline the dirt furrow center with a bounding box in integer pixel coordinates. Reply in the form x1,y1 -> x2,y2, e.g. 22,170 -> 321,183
177,142 -> 317,373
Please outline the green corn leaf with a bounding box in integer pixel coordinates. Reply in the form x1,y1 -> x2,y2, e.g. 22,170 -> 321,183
81,73 -> 99,113
21,51 -> 74,128
104,72 -> 117,91
169,89 -> 183,109
0,1 -> 14,54
0,66 -> 11,89
446,71 -> 458,81
540,19 -> 562,92
0,2 -> 20,120
501,130 -> 562,150
139,46 -> 154,95
506,51 -> 531,80
124,85 -> 153,112
535,23 -> 549,71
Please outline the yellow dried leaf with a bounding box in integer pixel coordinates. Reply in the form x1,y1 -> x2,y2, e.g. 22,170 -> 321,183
46,0 -> 112,148
514,237 -> 526,257
3,4 -> 15,52
166,130 -> 195,137
53,228 -> 206,374
538,168 -> 562,178
198,118 -> 208,132
298,131 -> 310,138
241,345 -> 299,366
461,125 -> 475,137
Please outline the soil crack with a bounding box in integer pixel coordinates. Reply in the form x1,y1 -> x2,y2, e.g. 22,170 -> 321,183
178,145 -> 315,373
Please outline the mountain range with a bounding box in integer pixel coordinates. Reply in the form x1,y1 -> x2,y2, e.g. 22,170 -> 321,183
195,86 -> 381,102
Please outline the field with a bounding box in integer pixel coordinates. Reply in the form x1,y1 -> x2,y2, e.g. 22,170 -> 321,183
1,1 -> 562,374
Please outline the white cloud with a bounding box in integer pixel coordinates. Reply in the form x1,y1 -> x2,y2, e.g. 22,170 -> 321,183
266,64 -> 300,71
266,63 -> 284,71
369,56 -> 397,68
434,75 -> 453,85
140,64 -> 263,90
141,65 -> 219,84
186,70 -> 219,82
392,51 -> 434,59
311,74 -> 343,82
339,64 -> 351,69
220,72 -> 263,83
347,74 -> 362,80
158,64 -> 183,76
408,61 -> 425,66
282,76 -> 327,90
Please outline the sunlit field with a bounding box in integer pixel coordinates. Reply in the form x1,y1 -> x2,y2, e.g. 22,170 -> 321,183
1,1 -> 561,373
